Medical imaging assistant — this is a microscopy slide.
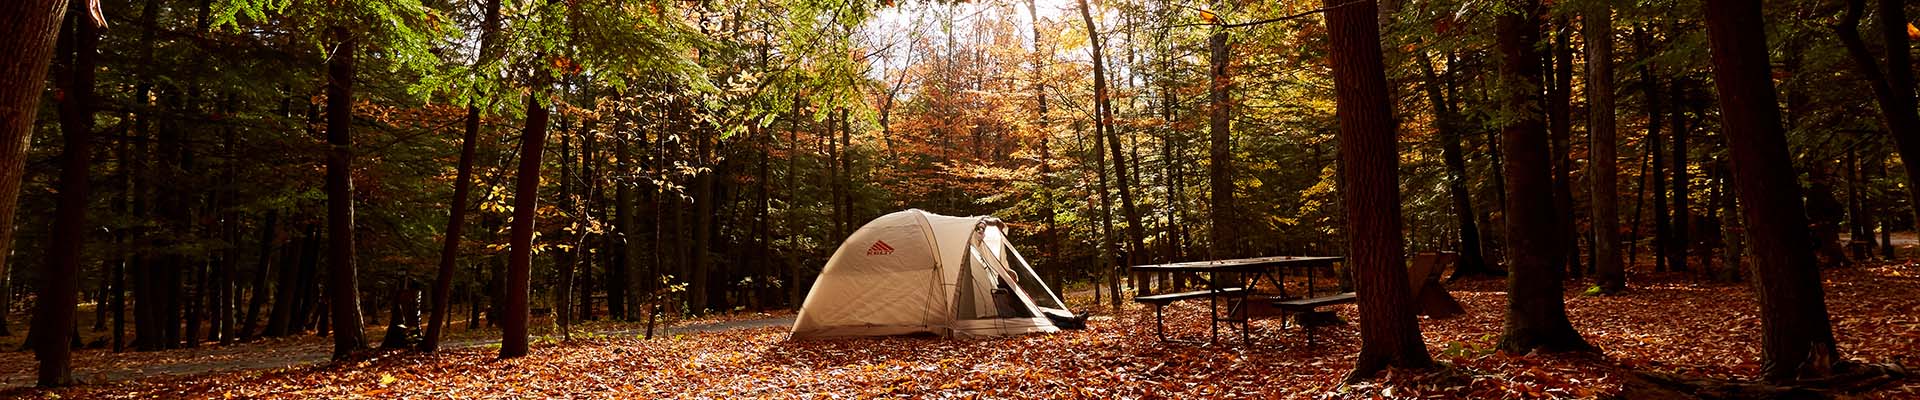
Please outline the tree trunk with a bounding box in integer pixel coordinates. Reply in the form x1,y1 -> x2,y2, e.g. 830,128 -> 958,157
324,26 -> 369,360
241,211 -> 277,339
612,123 -> 633,319
1207,29 -> 1236,259
1077,0 -> 1147,278
1495,0 -> 1594,355
425,0 -> 500,350
1419,54 -> 1494,279
1702,0 -> 1844,382
264,227 -> 305,337
424,102 -> 482,351
0,0 -> 72,338
1669,79 -> 1690,273
30,4 -> 94,385
556,116 -> 576,336
1327,0 -> 1435,382
1585,4 -> 1624,293
1548,17 -> 1580,278
1641,28 -> 1668,273
501,89 -> 551,359
1833,0 -> 1920,233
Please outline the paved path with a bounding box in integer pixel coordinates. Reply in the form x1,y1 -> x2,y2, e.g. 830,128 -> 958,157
0,316 -> 796,389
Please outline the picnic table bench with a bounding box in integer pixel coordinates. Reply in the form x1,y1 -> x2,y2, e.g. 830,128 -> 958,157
1129,256 -> 1344,344
1134,287 -> 1247,340
1130,252 -> 1468,346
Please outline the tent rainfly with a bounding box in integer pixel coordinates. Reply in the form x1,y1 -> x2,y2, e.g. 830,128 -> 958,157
791,209 -> 1079,339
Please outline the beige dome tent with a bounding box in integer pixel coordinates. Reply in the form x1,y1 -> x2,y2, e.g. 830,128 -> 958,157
791,209 -> 1077,339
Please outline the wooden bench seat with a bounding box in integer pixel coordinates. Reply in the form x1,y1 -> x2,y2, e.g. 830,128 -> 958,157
1273,292 -> 1357,344
1272,292 -> 1357,311
1133,287 -> 1247,305
1134,287 -> 1247,342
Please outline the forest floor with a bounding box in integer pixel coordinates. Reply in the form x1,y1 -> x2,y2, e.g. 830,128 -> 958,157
0,310 -> 795,390
0,261 -> 1916,399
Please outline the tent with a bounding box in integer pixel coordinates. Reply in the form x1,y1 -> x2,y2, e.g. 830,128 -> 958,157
791,209 -> 1079,339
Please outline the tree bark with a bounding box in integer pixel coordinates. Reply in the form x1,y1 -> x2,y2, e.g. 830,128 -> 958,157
1327,0 -> 1434,382
1207,29 -> 1236,259
324,26 -> 369,360
1585,3 -> 1624,293
1495,0 -> 1594,355
501,89 -> 551,359
31,3 -> 94,385
1702,0 -> 1843,382
0,0 -> 71,330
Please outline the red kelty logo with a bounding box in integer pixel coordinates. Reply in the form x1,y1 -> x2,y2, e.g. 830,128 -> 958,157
866,240 -> 895,256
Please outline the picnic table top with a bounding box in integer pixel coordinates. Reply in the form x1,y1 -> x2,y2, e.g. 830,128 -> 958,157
1128,255 -> 1344,272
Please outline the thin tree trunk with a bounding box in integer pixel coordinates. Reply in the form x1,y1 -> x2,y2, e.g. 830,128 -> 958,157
1495,0 -> 1594,355
1701,0 -> 1843,382
1328,0 -> 1434,382
1585,3 -> 1624,293
264,227 -> 305,337
1548,17 -> 1580,278
1078,0 -> 1148,278
424,0 -> 500,350
1833,0 -> 1920,232
501,88 -> 551,359
324,26 -> 369,360
1419,54 -> 1494,279
1640,26 -> 1669,273
241,211 -> 278,339
612,124 -> 633,319
1670,79 -> 1690,273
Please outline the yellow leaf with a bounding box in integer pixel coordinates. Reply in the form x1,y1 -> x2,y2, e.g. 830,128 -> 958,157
379,373 -> 398,386
1909,23 -> 1920,40
1199,10 -> 1219,24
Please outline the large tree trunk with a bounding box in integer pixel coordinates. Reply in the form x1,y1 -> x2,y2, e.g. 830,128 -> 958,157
1495,0 -> 1594,355
1701,0 -> 1843,383
1585,3 -> 1624,293
31,3 -> 95,386
0,0 -> 71,332
501,89 -> 551,359
324,26 -> 369,360
1207,29 -> 1236,259
1327,0 -> 1434,382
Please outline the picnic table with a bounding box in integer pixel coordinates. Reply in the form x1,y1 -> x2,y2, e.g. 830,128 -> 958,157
1129,256 -> 1345,344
